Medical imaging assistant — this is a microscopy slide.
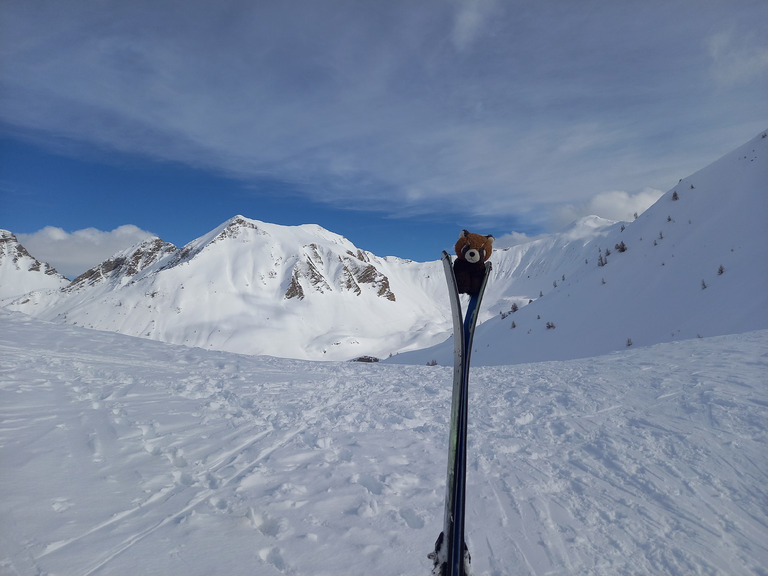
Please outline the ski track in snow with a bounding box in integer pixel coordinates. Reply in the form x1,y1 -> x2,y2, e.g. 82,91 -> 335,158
1,311 -> 767,575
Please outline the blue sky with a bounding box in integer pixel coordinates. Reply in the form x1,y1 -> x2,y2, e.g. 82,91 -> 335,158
1,0 -> 767,278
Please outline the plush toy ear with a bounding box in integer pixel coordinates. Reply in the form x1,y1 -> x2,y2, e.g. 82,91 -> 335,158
461,229 -> 470,238
486,235 -> 495,244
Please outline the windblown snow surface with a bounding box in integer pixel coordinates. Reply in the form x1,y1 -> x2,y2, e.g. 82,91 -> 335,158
1,309 -> 766,575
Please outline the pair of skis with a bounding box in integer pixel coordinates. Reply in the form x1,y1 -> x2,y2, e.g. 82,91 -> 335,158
429,251 -> 492,576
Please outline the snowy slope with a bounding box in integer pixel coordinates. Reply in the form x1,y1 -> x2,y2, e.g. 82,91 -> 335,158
0,230 -> 69,298
394,130 -> 768,366
1,310 -> 766,575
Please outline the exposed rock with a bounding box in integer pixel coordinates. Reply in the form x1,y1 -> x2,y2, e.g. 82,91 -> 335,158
284,268 -> 305,300
68,237 -> 176,291
0,230 -> 64,277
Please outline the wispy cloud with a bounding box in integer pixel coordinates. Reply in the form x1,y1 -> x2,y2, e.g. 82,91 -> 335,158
708,29 -> 768,87
451,0 -> 500,53
17,225 -> 156,279
1,0 -> 766,234
552,188 -> 665,229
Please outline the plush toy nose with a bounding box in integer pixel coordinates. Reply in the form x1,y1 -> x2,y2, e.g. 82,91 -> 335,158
465,248 -> 481,263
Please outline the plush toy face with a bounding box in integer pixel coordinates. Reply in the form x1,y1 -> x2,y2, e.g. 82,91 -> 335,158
454,229 -> 494,264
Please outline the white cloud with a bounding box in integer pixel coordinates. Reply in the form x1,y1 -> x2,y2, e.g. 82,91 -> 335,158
451,0 -> 499,52
493,231 -> 547,249
17,225 -> 156,279
552,188 -> 664,229
708,29 -> 768,86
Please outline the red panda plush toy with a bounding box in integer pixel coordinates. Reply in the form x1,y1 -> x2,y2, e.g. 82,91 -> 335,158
453,230 -> 494,295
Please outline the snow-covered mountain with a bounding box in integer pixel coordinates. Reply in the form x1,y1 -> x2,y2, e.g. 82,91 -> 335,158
0,230 -> 69,299
394,129 -> 768,365
2,216 -> 450,360
2,130 -> 766,362
66,236 -> 178,291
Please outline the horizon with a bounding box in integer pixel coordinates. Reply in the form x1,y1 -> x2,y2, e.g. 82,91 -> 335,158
1,1 -> 766,278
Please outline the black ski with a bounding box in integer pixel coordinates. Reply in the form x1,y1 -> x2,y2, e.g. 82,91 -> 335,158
430,251 -> 491,576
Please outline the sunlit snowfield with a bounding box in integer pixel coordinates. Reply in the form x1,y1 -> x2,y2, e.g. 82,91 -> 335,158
1,310 -> 766,575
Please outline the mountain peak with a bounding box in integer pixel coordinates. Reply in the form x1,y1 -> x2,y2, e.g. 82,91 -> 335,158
68,236 -> 177,291
0,230 -> 70,299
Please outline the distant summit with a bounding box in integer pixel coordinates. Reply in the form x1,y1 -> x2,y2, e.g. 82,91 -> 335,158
68,237 -> 177,291
2,215 -> 446,360
0,230 -> 69,299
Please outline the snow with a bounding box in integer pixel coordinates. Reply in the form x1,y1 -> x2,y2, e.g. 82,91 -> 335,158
0,231 -> 69,299
393,130 -> 768,366
1,131 -> 767,574
1,309 -> 766,575
2,217 -> 451,362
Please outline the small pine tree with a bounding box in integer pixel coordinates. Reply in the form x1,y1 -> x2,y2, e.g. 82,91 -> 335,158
626,338 -> 633,347
717,265 -> 725,275
672,191 -> 679,201
701,279 -> 707,290
511,321 -> 516,329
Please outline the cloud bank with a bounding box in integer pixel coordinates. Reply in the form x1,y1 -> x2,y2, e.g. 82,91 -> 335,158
17,226 -> 156,279
1,0 -> 766,232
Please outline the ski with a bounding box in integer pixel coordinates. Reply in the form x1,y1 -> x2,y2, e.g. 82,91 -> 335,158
430,251 -> 491,576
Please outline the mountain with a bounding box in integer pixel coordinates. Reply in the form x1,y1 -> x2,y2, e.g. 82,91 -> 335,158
2,130 -> 766,362
393,129 -> 768,365
0,230 -> 69,299
2,216 -> 451,360
67,236 -> 178,291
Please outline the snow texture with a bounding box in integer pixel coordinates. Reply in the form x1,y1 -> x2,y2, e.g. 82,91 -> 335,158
1,310 -> 766,575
